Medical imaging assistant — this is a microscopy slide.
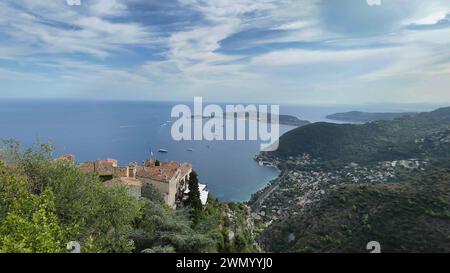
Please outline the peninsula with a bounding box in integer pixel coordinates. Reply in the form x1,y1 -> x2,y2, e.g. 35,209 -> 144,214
191,112 -> 310,127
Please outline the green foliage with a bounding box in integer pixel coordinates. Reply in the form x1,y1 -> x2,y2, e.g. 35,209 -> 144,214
0,142 -> 142,253
133,186 -> 214,253
141,245 -> 176,253
134,185 -> 257,253
91,185 -> 142,252
185,171 -> 202,209
184,171 -> 203,223
0,141 -> 258,254
196,198 -> 258,253
0,162 -> 71,253
141,184 -> 164,203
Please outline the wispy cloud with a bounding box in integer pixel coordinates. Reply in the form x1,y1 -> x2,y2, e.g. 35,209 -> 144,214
0,0 -> 157,58
0,0 -> 449,104
252,48 -> 391,66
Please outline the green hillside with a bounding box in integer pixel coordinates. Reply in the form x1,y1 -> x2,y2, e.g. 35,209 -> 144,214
259,169 -> 450,253
272,107 -> 450,165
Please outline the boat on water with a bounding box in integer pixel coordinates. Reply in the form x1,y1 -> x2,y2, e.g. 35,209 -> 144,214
187,148 -> 194,152
158,149 -> 169,153
260,161 -> 274,167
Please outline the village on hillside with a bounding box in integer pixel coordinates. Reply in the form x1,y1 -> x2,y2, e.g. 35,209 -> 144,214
251,153 -> 429,225
57,155 -> 209,209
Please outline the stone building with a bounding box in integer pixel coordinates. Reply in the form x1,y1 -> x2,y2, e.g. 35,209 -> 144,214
80,158 -> 193,208
135,160 -> 192,208
79,158 -> 118,177
104,177 -> 143,199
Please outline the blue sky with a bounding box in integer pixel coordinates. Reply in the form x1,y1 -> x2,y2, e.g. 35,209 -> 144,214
0,0 -> 449,104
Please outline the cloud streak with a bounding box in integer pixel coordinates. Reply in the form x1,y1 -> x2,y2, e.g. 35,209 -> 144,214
0,0 -> 449,104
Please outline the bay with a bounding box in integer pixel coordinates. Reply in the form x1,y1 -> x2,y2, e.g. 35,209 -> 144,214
0,100 -> 433,201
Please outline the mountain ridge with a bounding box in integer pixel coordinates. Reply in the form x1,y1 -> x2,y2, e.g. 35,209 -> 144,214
326,111 -> 417,123
269,107 -> 450,165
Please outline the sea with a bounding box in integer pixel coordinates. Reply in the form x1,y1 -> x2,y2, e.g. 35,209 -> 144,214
0,100 -> 438,202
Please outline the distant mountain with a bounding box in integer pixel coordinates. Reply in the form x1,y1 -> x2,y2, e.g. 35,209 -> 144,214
259,169 -> 450,253
326,111 -> 417,123
276,114 -> 310,127
223,111 -> 310,127
190,112 -> 310,127
270,107 -> 450,165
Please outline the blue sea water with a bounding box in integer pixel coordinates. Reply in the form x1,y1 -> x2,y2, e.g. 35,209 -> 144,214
0,100 -> 436,201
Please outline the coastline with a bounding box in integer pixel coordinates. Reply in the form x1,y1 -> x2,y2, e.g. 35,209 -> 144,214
248,153 -> 284,210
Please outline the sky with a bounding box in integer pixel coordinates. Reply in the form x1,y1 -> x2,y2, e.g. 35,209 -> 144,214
0,0 -> 449,104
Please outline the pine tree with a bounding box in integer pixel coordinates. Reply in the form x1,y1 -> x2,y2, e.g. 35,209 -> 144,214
185,171 -> 202,223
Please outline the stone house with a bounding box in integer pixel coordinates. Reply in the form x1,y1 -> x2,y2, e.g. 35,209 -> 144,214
79,158 -> 118,177
135,160 -> 192,208
79,158 -> 192,209
104,177 -> 143,198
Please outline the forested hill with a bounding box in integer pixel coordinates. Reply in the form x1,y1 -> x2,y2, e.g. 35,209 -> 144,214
259,169 -> 450,253
326,111 -> 417,123
271,107 -> 450,165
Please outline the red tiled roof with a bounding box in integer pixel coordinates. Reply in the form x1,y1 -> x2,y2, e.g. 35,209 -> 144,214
136,161 -> 184,183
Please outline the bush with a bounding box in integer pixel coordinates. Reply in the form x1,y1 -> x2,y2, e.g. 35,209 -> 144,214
0,162 -> 71,253
0,141 -> 142,253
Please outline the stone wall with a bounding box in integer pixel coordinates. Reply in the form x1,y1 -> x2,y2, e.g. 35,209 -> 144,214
95,161 -> 115,176
114,167 -> 129,178
139,177 -> 173,207
79,162 -> 95,173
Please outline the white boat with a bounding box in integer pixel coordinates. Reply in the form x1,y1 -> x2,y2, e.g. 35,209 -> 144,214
262,161 -> 274,167
158,149 -> 169,153
187,148 -> 194,152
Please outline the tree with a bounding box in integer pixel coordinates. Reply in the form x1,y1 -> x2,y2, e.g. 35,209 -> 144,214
0,141 -> 257,254
0,141 -> 143,253
0,162 -> 71,253
185,171 -> 202,210
141,184 -> 164,203
184,171 -> 203,224
132,189 -> 214,253
185,171 -> 203,225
